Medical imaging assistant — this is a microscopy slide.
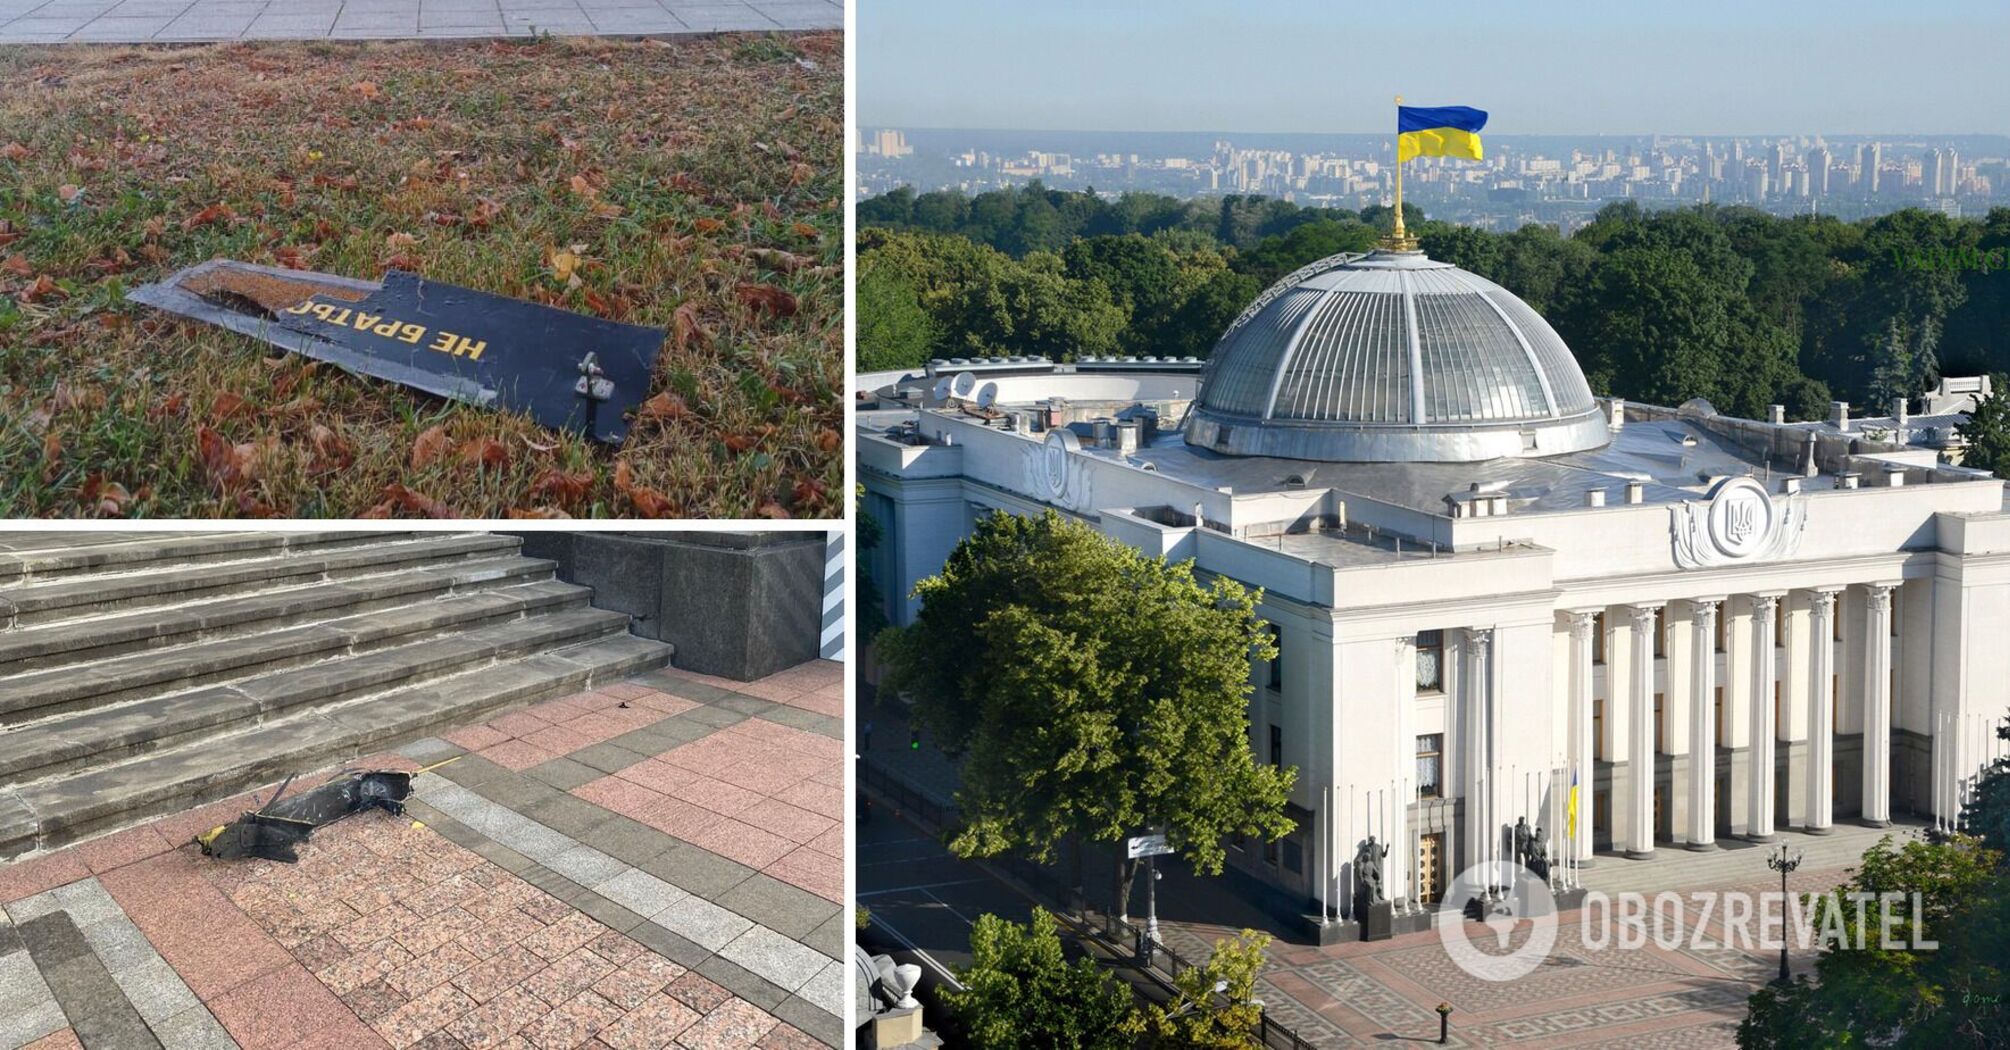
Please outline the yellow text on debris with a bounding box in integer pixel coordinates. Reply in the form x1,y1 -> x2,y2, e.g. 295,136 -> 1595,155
284,298 -> 488,360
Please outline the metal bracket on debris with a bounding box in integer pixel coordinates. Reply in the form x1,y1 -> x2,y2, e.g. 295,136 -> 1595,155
575,352 -> 614,401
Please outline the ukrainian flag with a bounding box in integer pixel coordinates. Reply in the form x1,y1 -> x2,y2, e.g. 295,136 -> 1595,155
1398,105 -> 1488,163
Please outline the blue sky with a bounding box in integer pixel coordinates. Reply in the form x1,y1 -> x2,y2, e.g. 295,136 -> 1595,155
857,0 -> 2009,134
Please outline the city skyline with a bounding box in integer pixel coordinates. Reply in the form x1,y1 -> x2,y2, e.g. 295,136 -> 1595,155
859,127 -> 2005,231
859,0 -> 2010,136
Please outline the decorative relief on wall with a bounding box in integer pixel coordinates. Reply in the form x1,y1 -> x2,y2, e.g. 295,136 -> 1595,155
1670,475 -> 1807,568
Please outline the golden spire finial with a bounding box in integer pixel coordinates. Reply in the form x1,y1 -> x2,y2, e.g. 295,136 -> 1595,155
1383,94 -> 1418,252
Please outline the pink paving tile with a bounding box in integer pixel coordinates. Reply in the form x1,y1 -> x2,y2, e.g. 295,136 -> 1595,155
756,1023 -> 826,1050
445,984 -> 547,1047
522,990 -> 624,1049
667,776 -> 767,819
781,691 -> 842,717
739,798 -> 835,846
489,711 -> 553,738
22,1030 -> 81,1050
522,724 -> 600,757
773,780 -> 841,820
445,725 -> 513,752
99,851 -> 295,1000
615,760 -> 702,796
574,768 -> 667,816
452,943 -> 549,1004
523,948 -> 617,1007
804,825 -> 843,860
525,697 -> 593,722
0,849 -> 89,904
679,818 -> 794,871
479,741 -> 561,772
635,797 -> 727,842
371,979 -> 479,1049
734,680 -> 808,704
568,691 -> 628,713
676,998 -> 778,1049
360,752 -> 425,774
573,777 -> 666,820
152,793 -> 265,845
664,973 -> 733,1014
599,994 -> 701,1050
765,847 -> 842,903
289,1019 -> 393,1050
209,963 -> 363,1050
74,823 -> 175,874
559,711 -> 634,742
599,683 -> 656,701
631,692 -> 698,716
707,760 -> 803,797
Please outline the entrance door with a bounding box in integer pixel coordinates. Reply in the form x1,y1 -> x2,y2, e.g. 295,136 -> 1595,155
1418,833 -> 1445,904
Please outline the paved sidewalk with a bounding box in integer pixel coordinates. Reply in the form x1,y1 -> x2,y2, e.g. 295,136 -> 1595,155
0,659 -> 845,1049
0,0 -> 838,44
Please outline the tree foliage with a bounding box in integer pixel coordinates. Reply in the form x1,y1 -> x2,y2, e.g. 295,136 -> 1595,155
876,511 -> 1296,914
1741,720 -> 2010,1048
1955,377 -> 2010,476
1129,929 -> 1273,1048
940,908 -> 1136,1050
862,184 -> 2010,421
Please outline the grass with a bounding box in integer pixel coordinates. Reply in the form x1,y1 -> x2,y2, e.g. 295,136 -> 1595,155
0,33 -> 842,519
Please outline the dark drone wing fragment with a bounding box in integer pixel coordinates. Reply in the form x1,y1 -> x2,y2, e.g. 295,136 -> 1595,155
129,259 -> 665,443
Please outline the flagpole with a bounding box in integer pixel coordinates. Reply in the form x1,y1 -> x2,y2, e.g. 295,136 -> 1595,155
1390,95 -> 1416,250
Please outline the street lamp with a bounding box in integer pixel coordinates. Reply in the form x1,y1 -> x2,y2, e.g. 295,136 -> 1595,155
1767,843 -> 1803,985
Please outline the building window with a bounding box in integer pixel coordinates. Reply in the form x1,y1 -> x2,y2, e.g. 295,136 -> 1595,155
1715,686 -> 1726,746
1775,601 -> 1785,647
1415,630 -> 1444,694
1715,609 -> 1725,652
1654,608 -> 1667,658
1654,693 -> 1665,754
1283,838 -> 1303,874
1266,624 -> 1282,691
1593,613 -> 1607,665
1264,838 -> 1279,867
1269,725 -> 1283,768
1834,596 -> 1843,641
1594,699 -> 1606,761
1416,734 -> 1443,799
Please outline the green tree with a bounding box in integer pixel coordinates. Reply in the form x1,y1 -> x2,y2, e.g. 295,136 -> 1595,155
940,908 -> 1136,1050
1128,929 -> 1272,1048
1955,377 -> 2010,475
1739,833 -> 2008,1049
877,511 -> 1297,918
855,266 -> 938,372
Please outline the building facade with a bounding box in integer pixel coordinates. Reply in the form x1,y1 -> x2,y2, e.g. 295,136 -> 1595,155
858,248 -> 2010,936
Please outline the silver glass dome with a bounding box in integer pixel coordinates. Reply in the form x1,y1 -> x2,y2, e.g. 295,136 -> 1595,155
1183,249 -> 1610,463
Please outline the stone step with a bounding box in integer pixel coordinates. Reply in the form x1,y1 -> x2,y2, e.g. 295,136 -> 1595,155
0,604 -> 631,781
0,632 -> 673,856
0,532 -> 519,627
0,554 -> 555,673
0,578 -> 588,726
0,531 -> 382,586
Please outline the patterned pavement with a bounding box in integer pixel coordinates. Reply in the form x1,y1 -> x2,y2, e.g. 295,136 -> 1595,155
1157,862 -> 1860,1048
0,659 -> 844,1049
0,0 -> 839,44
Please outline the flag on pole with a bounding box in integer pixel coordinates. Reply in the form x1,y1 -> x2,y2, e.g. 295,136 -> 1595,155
1567,769 -> 1580,842
1397,105 -> 1488,162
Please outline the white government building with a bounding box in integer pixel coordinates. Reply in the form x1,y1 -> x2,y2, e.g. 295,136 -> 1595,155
858,247 -> 2010,935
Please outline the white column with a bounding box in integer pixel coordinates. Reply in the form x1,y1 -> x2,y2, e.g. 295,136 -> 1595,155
1863,583 -> 1896,825
1461,629 -> 1494,879
1746,593 -> 1782,841
1391,636 -> 1415,909
1686,598 -> 1722,849
1806,589 -> 1839,832
1566,610 -> 1598,865
1625,604 -> 1660,858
